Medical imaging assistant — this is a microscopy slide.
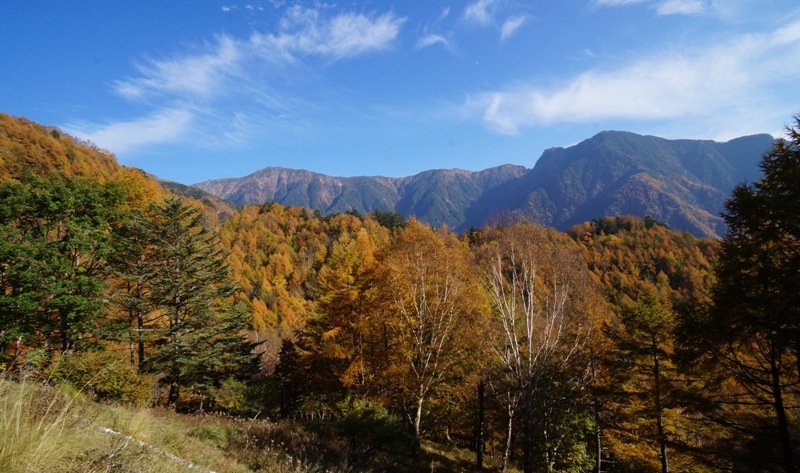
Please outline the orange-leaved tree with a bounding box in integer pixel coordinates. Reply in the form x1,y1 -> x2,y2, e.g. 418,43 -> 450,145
378,219 -> 487,454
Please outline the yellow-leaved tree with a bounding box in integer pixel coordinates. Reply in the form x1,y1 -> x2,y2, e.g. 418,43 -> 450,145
377,219 -> 487,454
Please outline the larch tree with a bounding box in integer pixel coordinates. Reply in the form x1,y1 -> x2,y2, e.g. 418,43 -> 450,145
605,292 -> 675,473
312,228 -> 382,390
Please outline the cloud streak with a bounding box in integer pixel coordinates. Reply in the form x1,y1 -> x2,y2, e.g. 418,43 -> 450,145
253,7 -> 404,60
500,16 -> 527,42
464,0 -> 497,25
113,36 -> 241,100
464,20 -> 800,135
657,0 -> 704,16
65,109 -> 194,153
594,0 -> 708,16
415,34 -> 450,50
73,6 -> 405,153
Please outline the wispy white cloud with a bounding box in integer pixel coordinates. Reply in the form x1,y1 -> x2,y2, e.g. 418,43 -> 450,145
113,35 -> 241,100
221,4 -> 265,13
463,20 -> 800,135
657,0 -> 704,15
437,7 -> 451,23
81,6 -> 404,152
415,34 -> 450,51
500,15 -> 527,42
464,0 -> 497,26
772,18 -> 800,46
594,0 -> 705,16
65,109 -> 194,153
592,0 -> 647,6
253,7 -> 405,60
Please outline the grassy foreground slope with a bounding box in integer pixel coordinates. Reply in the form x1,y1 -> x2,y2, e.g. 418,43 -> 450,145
0,377 -> 331,473
2,377 -> 497,472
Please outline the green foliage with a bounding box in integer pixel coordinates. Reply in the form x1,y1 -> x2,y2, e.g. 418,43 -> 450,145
49,351 -> 153,405
187,424 -> 229,447
143,197 -> 259,405
211,377 -> 252,413
373,209 -> 406,230
0,173 -> 128,356
335,398 -> 409,456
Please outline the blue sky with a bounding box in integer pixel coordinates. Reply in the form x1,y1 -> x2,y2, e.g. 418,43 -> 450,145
2,1 -> 800,184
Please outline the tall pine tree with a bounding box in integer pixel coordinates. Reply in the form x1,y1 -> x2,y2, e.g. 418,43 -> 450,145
142,197 -> 258,406
703,116 -> 800,472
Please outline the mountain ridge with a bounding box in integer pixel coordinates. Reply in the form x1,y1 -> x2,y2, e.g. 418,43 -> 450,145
193,131 -> 776,237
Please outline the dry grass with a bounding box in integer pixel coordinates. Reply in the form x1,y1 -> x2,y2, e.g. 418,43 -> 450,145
0,377 -> 324,472
1,374 -> 509,472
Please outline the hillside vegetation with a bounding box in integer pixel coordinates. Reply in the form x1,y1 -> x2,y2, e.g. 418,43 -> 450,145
0,113 -> 120,182
1,113 -> 799,472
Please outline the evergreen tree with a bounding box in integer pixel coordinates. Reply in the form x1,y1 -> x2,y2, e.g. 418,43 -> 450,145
143,197 -> 258,406
703,117 -> 800,473
107,212 -> 158,370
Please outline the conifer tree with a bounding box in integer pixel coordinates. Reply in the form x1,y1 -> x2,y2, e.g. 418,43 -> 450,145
605,292 -> 675,473
703,117 -> 800,473
143,197 -> 258,406
107,212 -> 158,370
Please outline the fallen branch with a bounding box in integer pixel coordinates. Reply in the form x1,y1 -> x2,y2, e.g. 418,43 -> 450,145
98,426 -> 217,473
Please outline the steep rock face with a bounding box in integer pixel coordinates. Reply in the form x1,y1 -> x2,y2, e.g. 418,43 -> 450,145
193,132 -> 774,237
503,131 -> 774,237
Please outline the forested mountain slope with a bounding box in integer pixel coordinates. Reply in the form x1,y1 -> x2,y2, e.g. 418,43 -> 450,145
194,164 -> 527,230
0,113 -> 236,223
195,132 -> 774,237
0,113 -> 120,182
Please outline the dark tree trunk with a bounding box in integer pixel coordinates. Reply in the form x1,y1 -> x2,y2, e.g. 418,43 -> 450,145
475,379 -> 485,469
770,335 -> 796,473
60,309 -> 70,353
137,308 -> 145,371
522,389 -> 534,473
652,335 -> 668,473
167,381 -> 180,406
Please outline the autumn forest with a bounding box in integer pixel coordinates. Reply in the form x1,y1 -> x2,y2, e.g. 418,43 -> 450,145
1,112 -> 799,473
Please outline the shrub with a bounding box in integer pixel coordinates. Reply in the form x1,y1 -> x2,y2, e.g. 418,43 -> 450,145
335,398 -> 409,457
49,351 -> 153,405
211,377 -> 250,413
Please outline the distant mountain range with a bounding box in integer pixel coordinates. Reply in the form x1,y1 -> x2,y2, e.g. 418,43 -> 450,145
193,131 -> 775,237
